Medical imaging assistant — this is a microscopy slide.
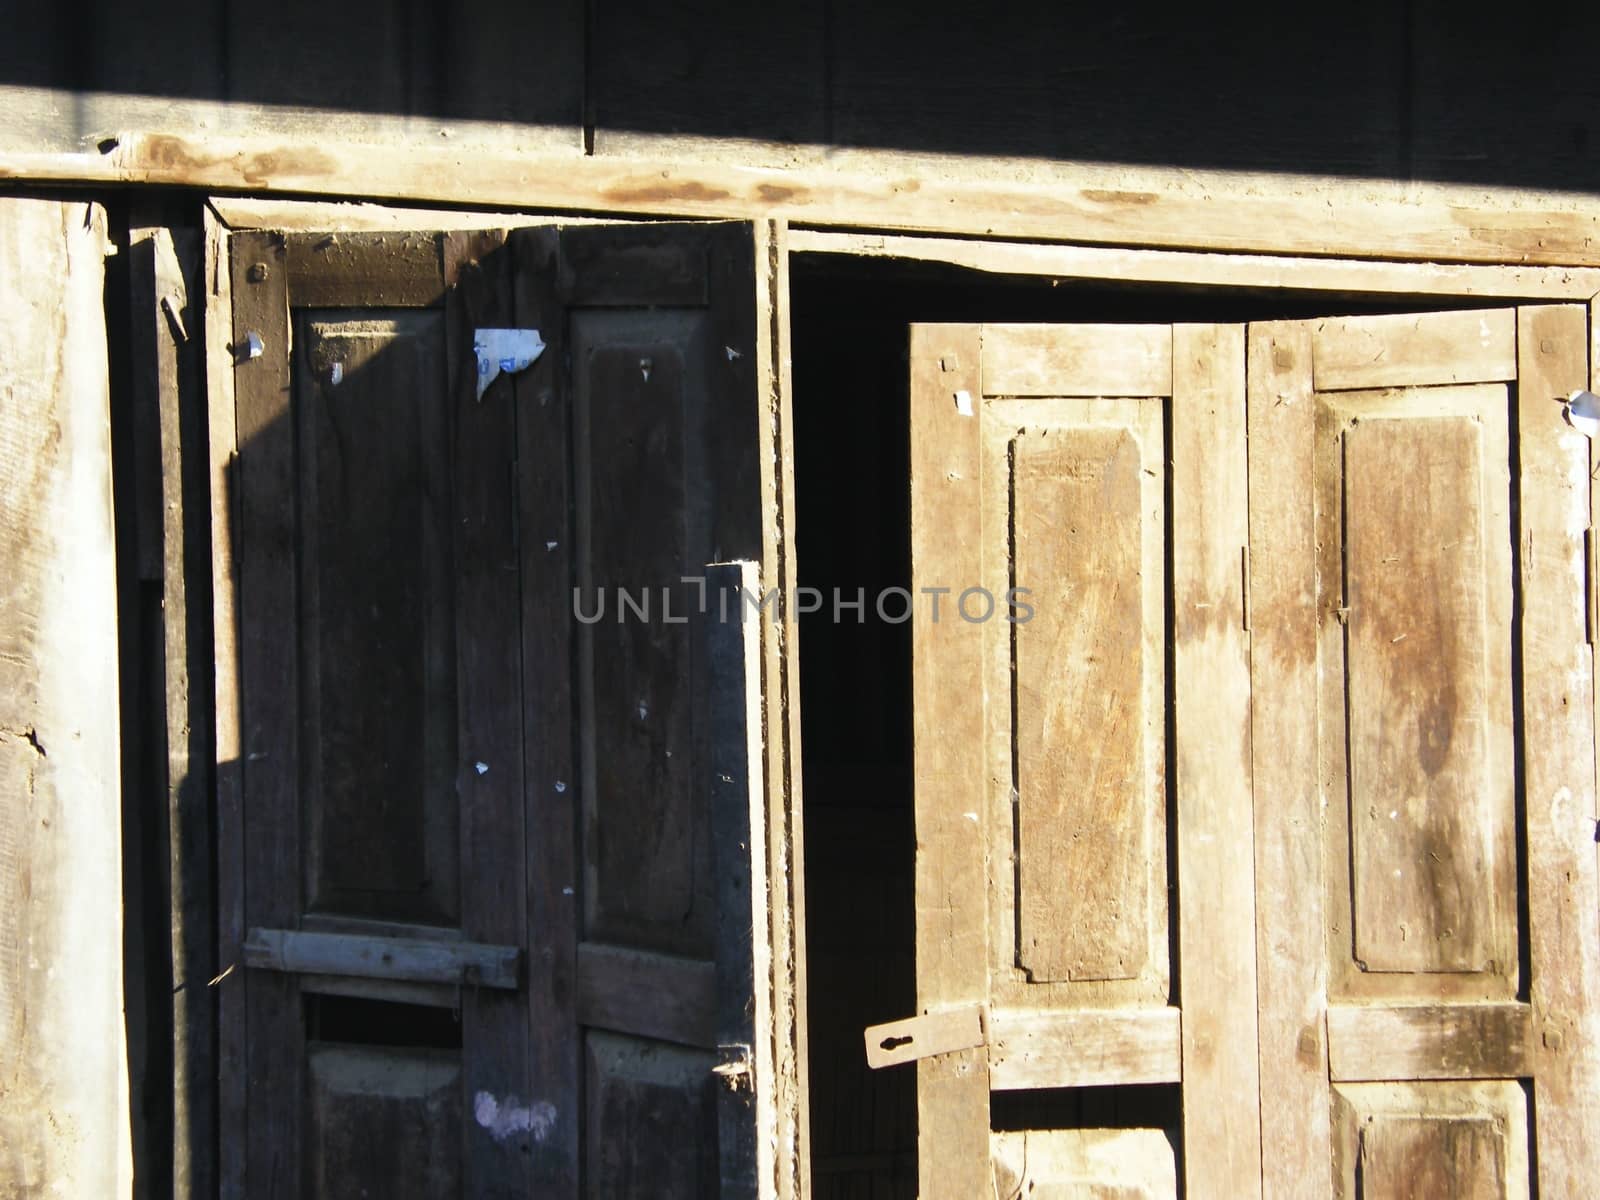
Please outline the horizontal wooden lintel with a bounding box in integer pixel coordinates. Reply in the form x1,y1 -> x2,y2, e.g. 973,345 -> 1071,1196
243,927 -> 520,989
6,132 -> 1600,267
1328,1002 -> 1533,1081
988,1007 -> 1182,1090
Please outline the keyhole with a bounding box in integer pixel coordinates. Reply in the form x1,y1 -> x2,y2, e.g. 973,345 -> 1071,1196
880,1035 -> 913,1052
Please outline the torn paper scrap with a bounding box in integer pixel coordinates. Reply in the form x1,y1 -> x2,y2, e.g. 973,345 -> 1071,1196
474,328 -> 546,401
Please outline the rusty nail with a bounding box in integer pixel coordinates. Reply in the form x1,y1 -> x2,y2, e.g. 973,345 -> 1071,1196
247,262 -> 270,283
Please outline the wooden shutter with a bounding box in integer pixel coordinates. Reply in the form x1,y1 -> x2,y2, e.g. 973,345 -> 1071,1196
1249,307 -> 1600,1198
907,323 -> 1258,1198
221,222 -> 792,1197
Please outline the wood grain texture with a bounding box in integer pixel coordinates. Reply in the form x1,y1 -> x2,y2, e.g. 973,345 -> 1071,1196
0,198 -> 127,1198
909,323 -> 989,1197
1327,1003 -> 1532,1081
1515,305 -> 1600,1197
509,225 -> 580,1197
1344,417 -> 1495,973
987,1008 -> 1181,1090
229,228 -> 306,1196
14,132 -> 1600,266
1172,323 -> 1261,1199
991,1127 -> 1176,1199
243,928 -> 519,988
575,944 -> 716,1050
1247,320 -> 1332,1197
1013,426 -> 1148,982
786,230 -> 1600,299
1311,309 -> 1516,391
982,323 -> 1171,397
1331,1081 -> 1529,1200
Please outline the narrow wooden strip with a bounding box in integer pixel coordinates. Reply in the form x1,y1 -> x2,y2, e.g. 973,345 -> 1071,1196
1327,1003 -> 1532,1081
574,943 -> 717,1049
1516,305 -> 1600,1196
1173,324 -> 1261,1199
243,928 -> 519,989
707,560 -> 769,1196
1247,320 -> 1332,1198
1311,309 -> 1515,390
981,323 -> 1171,396
987,1008 -> 1182,1090
863,1006 -> 985,1070
910,323 -> 989,1197
11,133 -> 1600,266
510,224 -> 579,1197
202,202 -> 247,1200
786,230 -> 1600,300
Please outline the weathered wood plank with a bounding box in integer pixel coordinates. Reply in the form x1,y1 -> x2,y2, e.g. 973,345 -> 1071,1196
284,232 -> 446,307
243,928 -> 519,989
863,1006 -> 985,1070
1515,305 -> 1600,1197
584,1033 -> 717,1198
1327,1004 -> 1533,1081
1247,320 -> 1332,1197
786,229 -> 1600,299
574,944 -> 716,1051
707,561 -> 770,1197
981,323 -> 1171,397
509,225 -> 580,1198
1331,1081 -> 1529,1200
1013,426 -> 1148,982
1172,323 -> 1261,1199
11,132 -> 1600,266
1311,309 -> 1516,391
0,197 -> 127,1198
991,1127 -> 1177,1198
442,230 -> 532,1194
230,228 -> 306,1195
909,323 -> 989,1196
987,1008 -> 1182,1090
1344,417 -> 1496,973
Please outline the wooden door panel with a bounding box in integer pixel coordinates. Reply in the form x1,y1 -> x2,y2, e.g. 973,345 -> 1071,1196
983,397 -> 1168,1005
1309,310 -> 1517,391
1331,1082 -> 1529,1200
991,1128 -> 1177,1199
584,1033 -> 719,1200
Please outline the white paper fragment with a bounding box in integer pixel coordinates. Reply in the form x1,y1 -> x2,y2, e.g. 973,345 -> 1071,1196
329,361 -> 343,385
638,702 -> 649,721
545,541 -> 558,552
1564,390 -> 1600,439
473,328 -> 546,401
243,330 -> 264,360
725,346 -> 742,361
474,761 -> 489,775
562,886 -> 575,896
554,780 -> 567,793
954,389 -> 974,416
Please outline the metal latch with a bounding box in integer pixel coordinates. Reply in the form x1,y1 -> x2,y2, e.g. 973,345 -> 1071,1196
863,1004 -> 986,1069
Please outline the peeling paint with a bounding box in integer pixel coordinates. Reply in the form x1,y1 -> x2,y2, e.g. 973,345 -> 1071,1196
473,1091 -> 557,1144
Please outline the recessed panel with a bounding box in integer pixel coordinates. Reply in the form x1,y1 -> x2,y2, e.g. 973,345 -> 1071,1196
584,1033 -> 716,1200
1332,1081 -> 1529,1200
1344,417 -> 1494,973
297,314 -> 459,924
1013,426 -> 1149,983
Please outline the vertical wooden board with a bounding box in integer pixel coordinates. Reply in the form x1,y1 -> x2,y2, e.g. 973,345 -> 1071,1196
1247,321 -> 1332,1196
909,324 -> 989,1196
0,198 -> 129,1197
1172,324 -> 1261,1199
1331,1081 -> 1529,1200
204,203 -> 248,1200
443,230 -> 530,1195
573,310 -> 711,958
510,226 -> 580,1196
584,1033 -> 718,1199
306,1045 -> 462,1199
1515,305 -> 1600,1196
296,314 -> 458,922
755,219 -> 809,1200
1013,426 -> 1149,982
230,229 -> 307,1195
1310,309 -> 1516,391
1344,417 -> 1495,973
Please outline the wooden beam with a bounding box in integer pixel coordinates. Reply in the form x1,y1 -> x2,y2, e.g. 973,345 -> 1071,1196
7,132 -> 1600,265
243,928 -> 520,989
574,943 -> 716,1050
1311,309 -> 1517,390
987,1008 -> 1182,1090
789,230 -> 1600,299
1327,1004 -> 1533,1081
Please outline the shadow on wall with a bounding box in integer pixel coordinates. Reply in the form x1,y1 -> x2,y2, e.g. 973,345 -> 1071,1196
4,2 -> 1600,192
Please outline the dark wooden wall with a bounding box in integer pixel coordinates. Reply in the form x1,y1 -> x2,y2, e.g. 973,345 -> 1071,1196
3,2 -> 1599,193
